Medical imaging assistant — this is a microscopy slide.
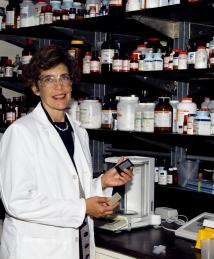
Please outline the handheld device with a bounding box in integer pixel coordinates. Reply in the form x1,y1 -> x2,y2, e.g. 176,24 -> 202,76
115,158 -> 134,174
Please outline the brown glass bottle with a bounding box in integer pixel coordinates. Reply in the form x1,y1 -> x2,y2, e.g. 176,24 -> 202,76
154,97 -> 173,133
5,0 -> 20,30
108,0 -> 126,14
22,39 -> 36,73
101,96 -> 117,129
101,33 -> 119,73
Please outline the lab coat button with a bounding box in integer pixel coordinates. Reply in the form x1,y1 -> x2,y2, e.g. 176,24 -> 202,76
75,237 -> 79,242
73,175 -> 77,180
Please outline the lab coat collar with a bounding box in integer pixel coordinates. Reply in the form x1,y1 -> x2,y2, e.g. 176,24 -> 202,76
31,102 -> 92,195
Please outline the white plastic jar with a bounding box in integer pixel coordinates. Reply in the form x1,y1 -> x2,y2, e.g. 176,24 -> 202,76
176,97 -> 197,133
134,103 -> 147,132
117,96 -> 139,131
195,46 -> 208,69
79,99 -> 101,129
141,102 -> 155,132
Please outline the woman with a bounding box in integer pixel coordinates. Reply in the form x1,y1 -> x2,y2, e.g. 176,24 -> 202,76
0,44 -> 133,259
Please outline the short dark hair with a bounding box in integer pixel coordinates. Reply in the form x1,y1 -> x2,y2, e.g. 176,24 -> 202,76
23,44 -> 75,89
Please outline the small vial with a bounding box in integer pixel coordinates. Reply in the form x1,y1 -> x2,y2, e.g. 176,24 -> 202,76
130,53 -> 138,72
112,52 -> 122,72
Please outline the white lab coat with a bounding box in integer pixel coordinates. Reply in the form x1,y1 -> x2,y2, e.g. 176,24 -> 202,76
0,102 -> 112,259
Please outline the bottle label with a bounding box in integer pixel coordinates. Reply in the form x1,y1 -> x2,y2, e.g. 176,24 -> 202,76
45,13 -> 53,24
22,55 -> 32,65
187,51 -> 195,65
167,174 -> 173,184
39,13 -> 45,24
6,111 -> 15,123
130,62 -> 138,70
90,60 -> 100,72
101,49 -> 114,64
112,59 -> 122,72
122,59 -> 130,72
6,10 -> 15,26
69,13 -> 75,19
83,60 -> 91,74
109,0 -> 123,6
144,60 -> 153,71
154,111 -> 172,127
5,66 -> 13,77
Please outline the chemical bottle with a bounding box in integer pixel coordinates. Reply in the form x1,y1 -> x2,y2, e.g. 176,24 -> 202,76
86,0 -> 101,16
13,54 -> 22,77
5,0 -> 20,30
90,50 -> 100,73
4,59 -> 13,77
22,39 -> 36,72
101,33 -> 119,73
44,5 -> 53,24
20,0 -> 35,27
82,51 -> 92,74
34,0 -> 47,26
187,41 -> 197,69
108,0 -> 126,14
68,40 -> 85,77
176,97 -> 197,133
5,98 -> 16,126
101,96 -> 117,129
0,7 -> 6,31
0,88 -> 7,127
129,53 -> 138,72
201,97 -> 210,109
154,97 -> 173,133
112,52 -> 122,72
126,0 -> 140,11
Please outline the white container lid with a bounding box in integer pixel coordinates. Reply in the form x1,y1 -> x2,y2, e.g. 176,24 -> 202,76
105,156 -> 150,165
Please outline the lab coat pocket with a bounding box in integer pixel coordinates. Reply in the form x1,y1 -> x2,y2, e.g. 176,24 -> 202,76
20,236 -> 72,259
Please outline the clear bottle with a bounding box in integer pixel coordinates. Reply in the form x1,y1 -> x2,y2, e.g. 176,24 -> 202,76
20,0 -> 35,27
6,0 -> 20,30
201,97 -> 210,109
101,33 -> 119,73
154,97 -> 173,133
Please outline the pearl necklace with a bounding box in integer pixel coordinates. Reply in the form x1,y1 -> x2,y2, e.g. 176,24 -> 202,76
54,121 -> 69,132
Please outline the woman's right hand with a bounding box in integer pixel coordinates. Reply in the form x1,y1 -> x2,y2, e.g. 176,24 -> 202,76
85,196 -> 118,218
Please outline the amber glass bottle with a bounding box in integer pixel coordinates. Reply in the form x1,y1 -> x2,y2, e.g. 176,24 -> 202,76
154,97 -> 173,133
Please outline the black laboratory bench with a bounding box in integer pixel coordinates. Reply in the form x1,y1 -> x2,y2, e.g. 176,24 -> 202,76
95,226 -> 201,259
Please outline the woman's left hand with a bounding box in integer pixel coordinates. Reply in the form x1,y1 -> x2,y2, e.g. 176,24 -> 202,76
101,157 -> 134,189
